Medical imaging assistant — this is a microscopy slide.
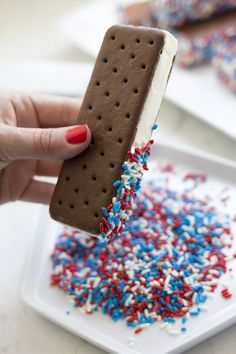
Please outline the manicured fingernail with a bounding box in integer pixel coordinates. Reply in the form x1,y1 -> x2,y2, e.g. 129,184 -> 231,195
66,125 -> 88,145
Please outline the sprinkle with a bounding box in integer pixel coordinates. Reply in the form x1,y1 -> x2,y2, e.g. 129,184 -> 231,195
152,123 -> 158,130
135,327 -> 143,334
221,288 -> 233,299
168,329 -> 180,336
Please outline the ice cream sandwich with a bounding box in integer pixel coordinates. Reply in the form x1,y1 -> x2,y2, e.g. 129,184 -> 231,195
176,10 -> 236,67
151,0 -> 236,29
50,25 -> 178,241
213,27 -> 236,94
120,1 -> 153,26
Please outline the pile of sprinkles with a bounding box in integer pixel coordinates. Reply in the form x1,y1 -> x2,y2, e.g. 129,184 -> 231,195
151,0 -> 236,29
99,140 -> 154,242
51,162 -> 236,338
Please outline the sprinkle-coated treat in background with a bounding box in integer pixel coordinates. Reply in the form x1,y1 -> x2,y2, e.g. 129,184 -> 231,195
213,28 -> 236,94
176,25 -> 236,68
51,161 -> 236,338
119,1 -> 236,69
151,0 -> 236,29
176,30 -> 215,67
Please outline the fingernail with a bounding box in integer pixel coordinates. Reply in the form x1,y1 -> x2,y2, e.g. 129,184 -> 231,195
66,124 -> 88,145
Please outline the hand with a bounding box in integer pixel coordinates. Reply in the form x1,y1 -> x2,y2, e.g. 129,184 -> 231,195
0,92 -> 91,205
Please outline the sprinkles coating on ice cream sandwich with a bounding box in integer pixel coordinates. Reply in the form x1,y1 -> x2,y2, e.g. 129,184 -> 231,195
99,140 -> 154,242
212,28 -> 236,93
151,0 -> 236,29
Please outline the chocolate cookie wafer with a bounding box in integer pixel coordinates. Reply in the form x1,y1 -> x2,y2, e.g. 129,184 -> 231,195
50,25 -> 178,241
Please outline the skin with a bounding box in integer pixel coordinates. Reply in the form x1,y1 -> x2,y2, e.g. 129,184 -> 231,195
0,92 -> 91,205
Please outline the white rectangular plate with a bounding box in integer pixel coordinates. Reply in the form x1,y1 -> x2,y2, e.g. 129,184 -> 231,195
22,141 -> 236,354
57,0 -> 236,140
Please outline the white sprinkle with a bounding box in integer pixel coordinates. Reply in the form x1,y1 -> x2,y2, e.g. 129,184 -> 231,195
192,292 -> 197,304
209,269 -> 219,275
139,323 -> 151,329
54,264 -> 63,274
177,256 -> 184,265
186,312 -> 190,319
142,268 -> 150,275
180,299 -> 188,307
168,329 -> 180,336
210,255 -> 218,264
150,280 -> 160,287
131,285 -> 139,292
185,291 -> 192,297
125,294 -> 133,306
164,275 -> 171,290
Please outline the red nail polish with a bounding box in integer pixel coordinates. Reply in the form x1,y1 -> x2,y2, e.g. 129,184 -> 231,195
66,125 -> 88,144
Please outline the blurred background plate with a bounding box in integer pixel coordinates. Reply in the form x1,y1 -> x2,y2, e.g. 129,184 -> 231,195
57,0 -> 236,140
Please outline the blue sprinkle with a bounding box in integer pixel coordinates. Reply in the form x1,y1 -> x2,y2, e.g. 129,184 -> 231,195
113,180 -> 121,187
113,201 -> 121,213
152,123 -> 158,130
102,207 -> 109,217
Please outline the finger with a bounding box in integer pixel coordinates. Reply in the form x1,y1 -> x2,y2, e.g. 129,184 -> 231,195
36,160 -> 62,177
27,94 -> 81,128
20,180 -> 55,204
1,124 -> 91,161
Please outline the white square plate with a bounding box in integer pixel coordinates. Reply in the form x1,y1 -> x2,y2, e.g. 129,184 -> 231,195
22,142 -> 236,354
57,0 -> 236,140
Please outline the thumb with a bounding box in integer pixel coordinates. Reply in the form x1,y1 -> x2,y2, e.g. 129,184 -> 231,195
1,124 -> 91,161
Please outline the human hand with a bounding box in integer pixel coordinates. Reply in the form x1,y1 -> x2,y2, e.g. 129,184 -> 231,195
0,92 -> 91,205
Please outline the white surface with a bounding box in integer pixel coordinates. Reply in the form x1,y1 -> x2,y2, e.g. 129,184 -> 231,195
135,30 -> 178,146
0,62 -> 92,97
57,0 -> 236,140
22,142 -> 236,354
1,1 -> 236,354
